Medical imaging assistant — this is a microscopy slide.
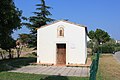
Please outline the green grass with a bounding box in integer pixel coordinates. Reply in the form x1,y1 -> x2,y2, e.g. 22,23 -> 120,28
0,57 -> 36,71
0,54 -> 36,72
0,72 -> 89,80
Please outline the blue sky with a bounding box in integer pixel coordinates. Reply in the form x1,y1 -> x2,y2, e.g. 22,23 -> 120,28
12,0 -> 120,40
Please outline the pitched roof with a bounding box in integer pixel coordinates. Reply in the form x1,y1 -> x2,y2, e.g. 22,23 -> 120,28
37,20 -> 88,34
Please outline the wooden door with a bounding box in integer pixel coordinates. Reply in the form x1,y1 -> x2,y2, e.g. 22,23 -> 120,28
56,44 -> 66,65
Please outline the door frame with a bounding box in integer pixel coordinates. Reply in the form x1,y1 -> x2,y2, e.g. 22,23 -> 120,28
56,43 -> 66,65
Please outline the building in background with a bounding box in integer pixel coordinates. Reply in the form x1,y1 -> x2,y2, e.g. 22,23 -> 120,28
116,40 -> 120,44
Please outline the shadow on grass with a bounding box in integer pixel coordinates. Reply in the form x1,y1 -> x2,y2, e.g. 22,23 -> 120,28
40,75 -> 69,80
0,57 -> 36,72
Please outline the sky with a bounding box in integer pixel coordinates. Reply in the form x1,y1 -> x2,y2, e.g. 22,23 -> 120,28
12,0 -> 120,40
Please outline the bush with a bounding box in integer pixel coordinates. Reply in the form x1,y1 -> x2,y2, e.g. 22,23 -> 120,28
98,44 -> 115,53
115,47 -> 120,52
88,39 -> 120,54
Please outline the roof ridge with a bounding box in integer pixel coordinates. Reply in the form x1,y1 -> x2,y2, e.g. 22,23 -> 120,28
37,20 -> 87,29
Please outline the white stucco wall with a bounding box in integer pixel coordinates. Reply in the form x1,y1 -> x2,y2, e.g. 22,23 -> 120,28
37,21 -> 87,64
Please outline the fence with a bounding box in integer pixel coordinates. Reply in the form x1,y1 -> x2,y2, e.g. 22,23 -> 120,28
89,52 -> 100,80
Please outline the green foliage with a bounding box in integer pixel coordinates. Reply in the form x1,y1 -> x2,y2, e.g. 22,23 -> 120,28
95,29 -> 110,44
0,57 -> 36,71
0,0 -> 22,34
18,34 -> 37,48
18,34 -> 31,45
27,34 -> 37,47
0,0 -> 22,57
0,36 -> 16,50
98,39 -> 120,53
88,29 -> 110,44
0,72 -> 88,80
88,29 -> 111,54
24,0 -> 54,47
88,30 -> 95,39
115,46 -> 120,52
101,39 -> 115,53
0,36 -> 16,58
98,44 -> 115,53
113,43 -> 120,52
87,39 -> 118,53
87,39 -> 99,53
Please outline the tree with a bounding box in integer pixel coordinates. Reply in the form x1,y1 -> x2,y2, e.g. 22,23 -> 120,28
88,29 -> 110,45
18,34 -> 31,46
0,0 -> 22,58
25,0 -> 54,47
95,29 -> 110,44
88,29 -> 110,54
18,33 -> 36,48
88,30 -> 95,39
0,0 -> 22,35
0,36 -> 16,58
87,38 -> 99,54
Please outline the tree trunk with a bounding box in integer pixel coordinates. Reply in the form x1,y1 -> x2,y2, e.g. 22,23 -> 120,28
17,52 -> 20,58
8,49 -> 12,59
0,52 -> 4,59
17,49 -> 21,58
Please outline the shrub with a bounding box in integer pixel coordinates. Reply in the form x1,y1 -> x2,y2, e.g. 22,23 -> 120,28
115,47 -> 120,52
98,44 -> 115,53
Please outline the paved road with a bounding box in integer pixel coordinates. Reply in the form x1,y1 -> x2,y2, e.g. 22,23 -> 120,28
9,65 -> 90,77
114,51 -> 120,62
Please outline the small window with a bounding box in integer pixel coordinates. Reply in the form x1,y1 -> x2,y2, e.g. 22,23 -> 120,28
57,27 -> 64,37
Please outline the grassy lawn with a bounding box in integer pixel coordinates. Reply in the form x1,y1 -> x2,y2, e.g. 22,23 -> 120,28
0,53 -> 88,80
0,72 -> 89,80
0,57 -> 36,71
97,54 -> 120,80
